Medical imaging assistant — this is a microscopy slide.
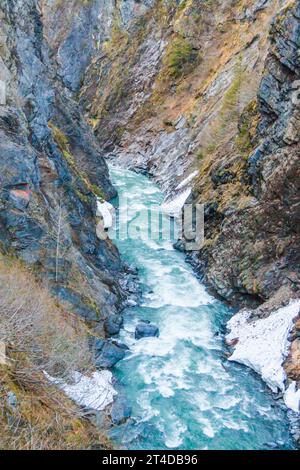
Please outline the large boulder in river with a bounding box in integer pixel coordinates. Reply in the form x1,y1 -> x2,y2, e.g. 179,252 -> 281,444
135,322 -> 159,340
94,340 -> 125,369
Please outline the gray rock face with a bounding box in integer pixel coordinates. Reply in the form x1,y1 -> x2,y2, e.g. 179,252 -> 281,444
80,14 -> 167,153
42,0 -> 155,92
42,0 -> 113,92
189,3 -> 300,307
243,0 -> 271,21
135,322 -> 159,340
107,124 -> 193,199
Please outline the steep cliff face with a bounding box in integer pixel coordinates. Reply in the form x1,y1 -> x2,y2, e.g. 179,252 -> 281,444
77,0 -> 299,312
0,0 -> 123,334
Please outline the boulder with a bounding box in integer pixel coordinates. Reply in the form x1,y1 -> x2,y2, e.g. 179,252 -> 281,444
104,314 -> 123,337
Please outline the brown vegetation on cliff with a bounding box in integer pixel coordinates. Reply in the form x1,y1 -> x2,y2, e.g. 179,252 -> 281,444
0,254 -> 111,450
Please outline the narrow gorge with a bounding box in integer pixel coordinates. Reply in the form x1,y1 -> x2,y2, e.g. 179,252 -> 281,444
0,0 -> 299,451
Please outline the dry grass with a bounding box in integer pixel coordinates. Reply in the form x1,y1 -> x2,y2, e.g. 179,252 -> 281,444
0,254 -> 111,450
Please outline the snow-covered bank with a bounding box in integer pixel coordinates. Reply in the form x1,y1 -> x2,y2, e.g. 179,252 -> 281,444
226,299 -> 300,413
45,370 -> 116,411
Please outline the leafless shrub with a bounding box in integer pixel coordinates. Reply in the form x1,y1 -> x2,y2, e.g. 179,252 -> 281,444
0,255 -> 92,381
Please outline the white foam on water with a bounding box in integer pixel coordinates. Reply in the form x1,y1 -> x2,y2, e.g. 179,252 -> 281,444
157,371 -> 190,396
142,186 -> 160,195
157,379 -> 175,398
256,403 -> 275,419
133,340 -> 192,401
214,394 -> 242,411
222,418 -> 249,433
142,259 -> 173,277
162,349 -> 191,378
143,238 -> 174,251
197,361 -> 214,375
132,336 -> 175,357
193,392 -> 212,412
161,312 -> 214,350
200,417 -> 215,438
145,273 -> 214,309
137,392 -> 160,421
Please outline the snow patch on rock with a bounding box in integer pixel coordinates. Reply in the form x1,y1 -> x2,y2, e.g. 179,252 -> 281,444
226,299 -> 300,412
45,370 -> 116,411
161,188 -> 191,218
160,171 -> 198,217
176,171 -> 198,190
96,200 -> 115,229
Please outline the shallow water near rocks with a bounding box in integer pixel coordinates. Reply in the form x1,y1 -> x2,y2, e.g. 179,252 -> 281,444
108,165 -> 295,450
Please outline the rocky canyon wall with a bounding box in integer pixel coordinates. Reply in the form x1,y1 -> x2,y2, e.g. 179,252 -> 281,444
0,0 -> 124,337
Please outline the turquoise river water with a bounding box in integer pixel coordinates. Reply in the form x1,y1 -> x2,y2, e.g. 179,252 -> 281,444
108,165 -> 295,450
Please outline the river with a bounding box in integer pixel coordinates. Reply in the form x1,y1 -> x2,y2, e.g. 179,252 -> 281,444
107,164 -> 295,450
